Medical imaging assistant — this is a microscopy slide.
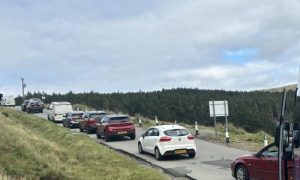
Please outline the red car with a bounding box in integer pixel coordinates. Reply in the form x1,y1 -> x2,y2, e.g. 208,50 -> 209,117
96,115 -> 135,142
231,143 -> 300,180
79,111 -> 106,134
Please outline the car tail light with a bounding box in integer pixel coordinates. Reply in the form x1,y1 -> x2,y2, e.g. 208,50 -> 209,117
160,136 -> 172,142
187,134 -> 194,140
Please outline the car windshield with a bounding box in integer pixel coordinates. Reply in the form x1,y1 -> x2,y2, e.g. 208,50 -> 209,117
30,98 -> 42,102
55,105 -> 73,113
90,113 -> 106,118
164,129 -> 189,136
261,144 -> 278,157
108,117 -> 129,123
71,113 -> 84,118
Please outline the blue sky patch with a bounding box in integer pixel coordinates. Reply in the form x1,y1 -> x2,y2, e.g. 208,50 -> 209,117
223,48 -> 259,64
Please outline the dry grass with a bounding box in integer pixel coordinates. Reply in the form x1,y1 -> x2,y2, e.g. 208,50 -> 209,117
0,107 -> 167,180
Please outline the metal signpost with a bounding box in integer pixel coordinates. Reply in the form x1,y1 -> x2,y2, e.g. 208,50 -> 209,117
209,100 -> 230,143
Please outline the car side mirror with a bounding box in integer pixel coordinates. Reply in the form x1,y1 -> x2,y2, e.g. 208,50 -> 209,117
293,123 -> 300,148
142,133 -> 145,138
275,123 -> 289,148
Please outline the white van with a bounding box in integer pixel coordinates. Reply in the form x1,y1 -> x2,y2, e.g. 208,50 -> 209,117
0,95 -> 16,106
47,102 -> 73,122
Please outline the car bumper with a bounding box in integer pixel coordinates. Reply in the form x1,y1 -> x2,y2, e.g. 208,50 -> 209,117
28,108 -> 43,113
70,122 -> 80,128
108,130 -> 135,137
159,145 -> 197,156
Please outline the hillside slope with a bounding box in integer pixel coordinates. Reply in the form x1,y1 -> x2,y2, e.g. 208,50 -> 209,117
0,108 -> 167,180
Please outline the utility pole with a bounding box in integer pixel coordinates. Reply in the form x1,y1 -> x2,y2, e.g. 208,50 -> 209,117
20,77 -> 26,99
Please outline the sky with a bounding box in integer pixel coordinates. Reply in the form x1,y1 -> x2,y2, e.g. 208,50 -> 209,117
0,0 -> 300,96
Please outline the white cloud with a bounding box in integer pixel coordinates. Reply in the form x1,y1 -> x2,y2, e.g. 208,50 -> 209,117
0,0 -> 300,95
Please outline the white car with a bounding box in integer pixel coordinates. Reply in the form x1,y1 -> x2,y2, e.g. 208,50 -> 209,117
138,125 -> 196,160
47,102 -> 73,122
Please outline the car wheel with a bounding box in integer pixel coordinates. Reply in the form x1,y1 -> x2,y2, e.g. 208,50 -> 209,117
235,165 -> 249,180
138,142 -> 144,154
104,131 -> 110,142
79,126 -> 84,132
188,153 -> 196,158
96,130 -> 101,139
130,134 -> 136,140
155,147 -> 163,161
86,127 -> 91,134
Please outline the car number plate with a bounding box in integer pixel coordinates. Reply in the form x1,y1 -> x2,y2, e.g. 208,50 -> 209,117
118,131 -> 127,135
175,149 -> 187,154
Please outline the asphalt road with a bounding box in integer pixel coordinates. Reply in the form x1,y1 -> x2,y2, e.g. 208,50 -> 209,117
18,107 -> 251,180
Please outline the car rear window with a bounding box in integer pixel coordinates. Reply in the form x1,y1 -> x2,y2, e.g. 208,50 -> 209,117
90,113 -> 106,118
164,129 -> 189,136
108,117 -> 129,123
72,113 -> 84,118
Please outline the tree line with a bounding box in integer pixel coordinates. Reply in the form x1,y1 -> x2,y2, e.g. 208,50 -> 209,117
16,88 -> 298,134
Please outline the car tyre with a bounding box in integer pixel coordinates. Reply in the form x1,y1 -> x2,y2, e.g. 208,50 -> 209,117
79,126 -> 84,132
104,131 -> 110,142
155,147 -> 163,161
96,130 -> 101,139
130,134 -> 136,140
235,164 -> 249,180
188,153 -> 196,158
138,142 -> 144,154
86,127 -> 91,134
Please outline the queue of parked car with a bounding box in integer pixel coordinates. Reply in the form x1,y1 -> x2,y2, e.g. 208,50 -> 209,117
43,101 -> 197,161
21,100 -> 292,179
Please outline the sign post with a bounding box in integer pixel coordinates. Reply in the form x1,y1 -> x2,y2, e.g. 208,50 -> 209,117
209,100 -> 229,143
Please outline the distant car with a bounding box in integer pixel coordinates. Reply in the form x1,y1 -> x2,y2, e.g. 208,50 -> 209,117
96,114 -> 135,142
231,143 -> 300,180
29,98 -> 45,109
0,95 -> 16,106
62,111 -> 84,128
138,125 -> 196,160
26,100 -> 43,113
79,111 -> 107,134
47,102 -> 73,122
21,100 -> 30,111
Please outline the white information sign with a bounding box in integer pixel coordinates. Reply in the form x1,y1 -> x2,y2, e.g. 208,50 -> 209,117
209,100 -> 229,117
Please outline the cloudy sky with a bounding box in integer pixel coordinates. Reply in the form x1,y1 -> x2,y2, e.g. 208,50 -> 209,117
0,0 -> 300,96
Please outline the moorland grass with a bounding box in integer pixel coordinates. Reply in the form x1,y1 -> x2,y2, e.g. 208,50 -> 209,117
0,108 -> 167,180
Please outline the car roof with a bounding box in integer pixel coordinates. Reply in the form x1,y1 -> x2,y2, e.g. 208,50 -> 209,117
51,102 -> 71,105
69,111 -> 84,114
86,111 -> 106,114
106,114 -> 128,118
150,124 -> 187,131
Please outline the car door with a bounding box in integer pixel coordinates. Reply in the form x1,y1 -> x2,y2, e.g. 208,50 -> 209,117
99,117 -> 108,136
143,129 -> 155,153
147,128 -> 159,154
48,104 -> 54,119
81,113 -> 89,129
250,144 -> 278,180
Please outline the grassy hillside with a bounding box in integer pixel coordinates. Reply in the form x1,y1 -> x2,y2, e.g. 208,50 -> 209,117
260,84 -> 297,93
0,107 -> 167,180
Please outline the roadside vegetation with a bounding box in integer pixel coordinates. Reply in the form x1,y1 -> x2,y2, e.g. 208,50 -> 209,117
0,108 -> 167,180
18,88 -> 297,135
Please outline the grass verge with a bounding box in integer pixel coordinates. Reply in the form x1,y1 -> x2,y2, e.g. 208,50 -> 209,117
0,107 -> 167,180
